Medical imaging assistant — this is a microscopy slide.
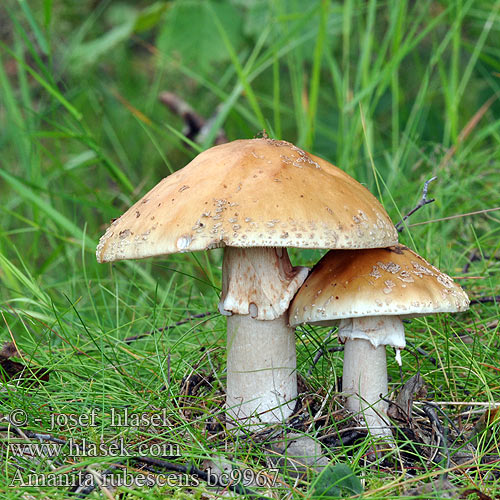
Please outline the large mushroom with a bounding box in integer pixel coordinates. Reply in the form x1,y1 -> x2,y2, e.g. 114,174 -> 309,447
289,245 -> 469,438
96,138 -> 398,429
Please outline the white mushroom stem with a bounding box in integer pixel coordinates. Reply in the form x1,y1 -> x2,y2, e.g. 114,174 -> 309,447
220,246 -> 309,428
339,316 -> 405,440
226,314 -> 296,427
342,339 -> 392,439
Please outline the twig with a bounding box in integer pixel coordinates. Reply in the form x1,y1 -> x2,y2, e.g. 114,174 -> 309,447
21,430 -> 67,445
423,404 -> 450,474
407,207 -> 500,228
70,464 -> 124,498
124,312 -> 214,344
4,425 -> 75,450
414,401 -> 500,408
406,340 -> 437,366
134,457 -> 267,499
307,346 -> 343,377
80,467 -> 115,500
462,250 -> 500,274
307,330 -> 334,375
158,92 -> 228,146
462,250 -> 482,274
307,329 -> 342,376
159,92 -> 205,141
423,402 -> 463,443
321,430 -> 366,447
395,177 -> 437,232
470,296 -> 500,305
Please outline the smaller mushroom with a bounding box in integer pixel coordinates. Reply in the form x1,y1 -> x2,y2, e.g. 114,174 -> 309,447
289,245 -> 469,439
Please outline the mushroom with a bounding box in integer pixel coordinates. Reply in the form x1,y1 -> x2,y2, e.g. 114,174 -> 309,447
96,138 -> 398,429
289,245 -> 469,439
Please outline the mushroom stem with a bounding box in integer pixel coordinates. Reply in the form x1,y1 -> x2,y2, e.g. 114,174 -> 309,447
220,246 -> 309,428
226,314 -> 296,427
342,338 -> 392,439
340,316 -> 405,440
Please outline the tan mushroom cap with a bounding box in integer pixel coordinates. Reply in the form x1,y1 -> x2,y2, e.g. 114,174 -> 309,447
289,245 -> 469,326
96,138 -> 397,263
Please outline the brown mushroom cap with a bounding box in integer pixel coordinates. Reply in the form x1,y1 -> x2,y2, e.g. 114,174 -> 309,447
289,245 -> 470,326
96,139 -> 397,263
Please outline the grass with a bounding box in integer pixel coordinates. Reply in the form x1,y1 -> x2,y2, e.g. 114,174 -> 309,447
1,0 -> 499,498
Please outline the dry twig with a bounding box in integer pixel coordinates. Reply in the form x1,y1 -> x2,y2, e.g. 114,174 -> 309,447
306,329 -> 343,376
470,296 -> 500,305
462,250 -> 500,274
395,177 -> 437,232
159,92 -> 228,146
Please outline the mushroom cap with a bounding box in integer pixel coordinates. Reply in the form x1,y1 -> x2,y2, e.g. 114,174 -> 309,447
289,245 -> 470,326
96,138 -> 397,263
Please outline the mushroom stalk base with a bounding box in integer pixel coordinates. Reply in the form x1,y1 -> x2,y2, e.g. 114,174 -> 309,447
342,338 -> 392,439
226,314 -> 297,429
